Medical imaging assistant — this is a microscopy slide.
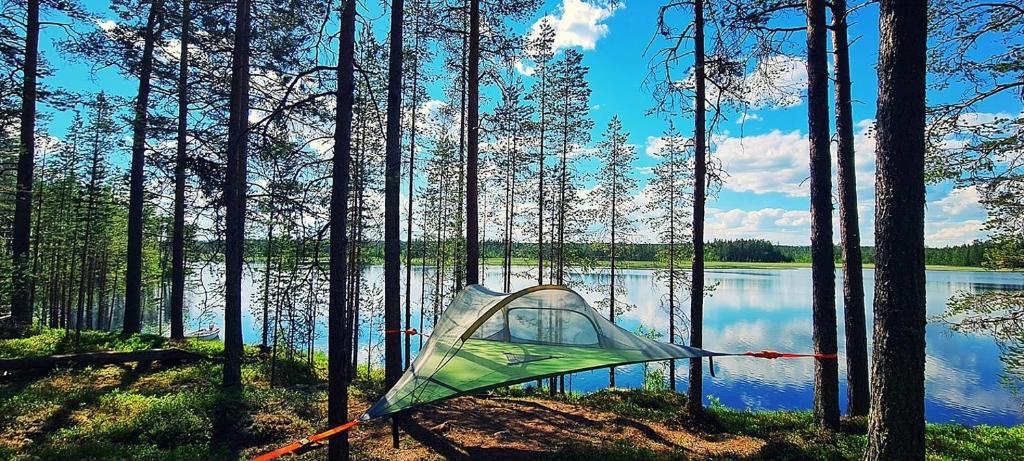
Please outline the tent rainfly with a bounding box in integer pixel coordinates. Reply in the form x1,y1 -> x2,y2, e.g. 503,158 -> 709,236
254,284 -> 834,461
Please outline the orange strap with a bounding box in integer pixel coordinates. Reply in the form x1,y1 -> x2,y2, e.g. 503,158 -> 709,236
384,328 -> 418,335
251,419 -> 360,461
743,350 -> 838,360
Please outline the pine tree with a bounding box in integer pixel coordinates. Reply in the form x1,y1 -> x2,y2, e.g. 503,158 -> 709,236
594,115 -> 637,388
525,19 -> 555,285
806,0 -> 840,430
549,48 -> 593,286
866,0 -> 928,457
647,125 -> 692,392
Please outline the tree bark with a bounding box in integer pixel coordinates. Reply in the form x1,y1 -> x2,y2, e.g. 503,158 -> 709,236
687,0 -> 706,417
865,0 -> 927,458
831,0 -> 869,417
383,0 -> 406,448
404,3 -> 421,372
223,0 -> 250,390
12,0 -> 40,329
170,0 -> 190,342
329,0 -> 357,458
466,0 -> 480,285
806,0 -> 840,430
124,1 -> 164,335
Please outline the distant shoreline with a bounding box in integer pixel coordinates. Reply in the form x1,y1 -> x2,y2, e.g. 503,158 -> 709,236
400,257 -> 1013,272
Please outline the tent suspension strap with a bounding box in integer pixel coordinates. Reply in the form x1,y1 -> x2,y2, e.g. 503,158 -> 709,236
251,419 -> 361,461
742,350 -> 838,360
385,328 -> 418,335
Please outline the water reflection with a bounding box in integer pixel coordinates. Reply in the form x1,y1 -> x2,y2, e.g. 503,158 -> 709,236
181,265 -> 1023,426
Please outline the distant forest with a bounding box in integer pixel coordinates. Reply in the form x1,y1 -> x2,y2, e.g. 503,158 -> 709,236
218,238 -> 991,268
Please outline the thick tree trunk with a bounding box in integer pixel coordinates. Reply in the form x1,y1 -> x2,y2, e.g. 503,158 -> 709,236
383,0 -> 406,448
329,0 -> 357,458
170,0 -> 190,342
687,0 -> 706,417
466,0 -> 480,285
806,0 -> 840,430
124,2 -> 163,335
831,0 -> 869,417
865,0 -> 927,458
223,0 -> 250,390
11,0 -> 40,328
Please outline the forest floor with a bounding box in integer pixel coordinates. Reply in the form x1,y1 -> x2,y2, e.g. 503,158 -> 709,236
2,329 -> 1022,460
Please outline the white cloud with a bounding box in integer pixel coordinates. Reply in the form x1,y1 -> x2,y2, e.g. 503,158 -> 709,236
925,220 -> 987,246
712,121 -> 877,199
713,129 -> 810,196
737,112 -> 762,124
934,186 -> 983,217
514,60 -> 535,76
742,55 -> 808,109
529,0 -> 622,52
702,208 -> 811,244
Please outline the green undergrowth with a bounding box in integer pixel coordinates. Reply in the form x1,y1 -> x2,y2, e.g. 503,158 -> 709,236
2,331 -> 1022,460
558,388 -> 1024,461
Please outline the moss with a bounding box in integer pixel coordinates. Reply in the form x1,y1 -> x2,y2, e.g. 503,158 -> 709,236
562,388 -> 688,423
2,330 -> 1022,461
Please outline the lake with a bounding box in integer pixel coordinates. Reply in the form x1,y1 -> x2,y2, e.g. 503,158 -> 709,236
178,264 -> 1024,426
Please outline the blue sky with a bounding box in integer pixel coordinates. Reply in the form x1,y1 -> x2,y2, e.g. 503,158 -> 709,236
33,0 -> 1015,246
507,0 -> 1006,246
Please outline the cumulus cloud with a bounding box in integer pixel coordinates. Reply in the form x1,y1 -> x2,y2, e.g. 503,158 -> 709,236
712,121 -> 876,198
925,220 -> 987,246
737,112 -> 762,124
529,0 -> 622,52
741,55 -> 808,108
934,186 -> 983,217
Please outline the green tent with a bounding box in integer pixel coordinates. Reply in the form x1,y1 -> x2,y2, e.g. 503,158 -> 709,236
256,284 -> 831,460
363,284 -> 728,420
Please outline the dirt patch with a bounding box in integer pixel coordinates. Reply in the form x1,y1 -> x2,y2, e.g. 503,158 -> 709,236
344,396 -> 764,460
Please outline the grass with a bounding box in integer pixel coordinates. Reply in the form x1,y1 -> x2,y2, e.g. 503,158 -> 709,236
2,330 -> 1022,460
560,389 -> 1024,461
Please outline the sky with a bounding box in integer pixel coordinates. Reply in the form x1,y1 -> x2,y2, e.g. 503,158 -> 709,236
33,0 -> 1019,247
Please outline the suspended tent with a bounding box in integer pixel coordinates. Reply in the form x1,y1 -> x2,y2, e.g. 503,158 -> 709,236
255,284 -> 833,461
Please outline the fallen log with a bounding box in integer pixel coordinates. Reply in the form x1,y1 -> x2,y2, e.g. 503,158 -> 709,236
0,348 -> 213,372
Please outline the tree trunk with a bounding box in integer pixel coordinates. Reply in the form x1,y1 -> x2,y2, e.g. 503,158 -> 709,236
806,0 -> 840,430
11,0 -> 40,328
29,152 -> 46,324
124,1 -> 164,335
329,0 -> 357,458
865,0 -> 927,458
170,0 -> 190,342
687,0 -> 706,417
668,157 -> 676,392
262,217 -> 274,348
831,0 -> 869,418
466,0 -> 480,285
609,145 -> 617,389
383,0 -> 406,448
223,0 -> 250,390
404,4 -> 421,372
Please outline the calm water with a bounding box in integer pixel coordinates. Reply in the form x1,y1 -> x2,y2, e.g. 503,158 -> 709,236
180,265 -> 1024,426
